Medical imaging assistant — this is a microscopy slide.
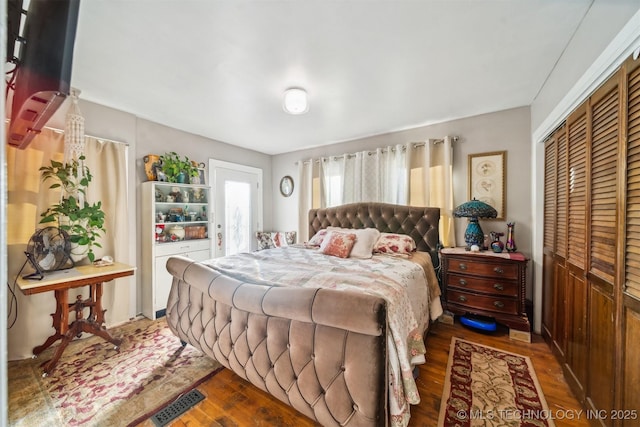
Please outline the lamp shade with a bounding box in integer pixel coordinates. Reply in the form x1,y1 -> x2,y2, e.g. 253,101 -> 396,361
453,199 -> 497,249
453,198 -> 498,219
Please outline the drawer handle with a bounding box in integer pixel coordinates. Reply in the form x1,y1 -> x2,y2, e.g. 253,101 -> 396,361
459,263 -> 467,270
494,301 -> 505,309
493,283 -> 504,291
458,279 -> 467,286
493,267 -> 504,274
458,295 -> 467,303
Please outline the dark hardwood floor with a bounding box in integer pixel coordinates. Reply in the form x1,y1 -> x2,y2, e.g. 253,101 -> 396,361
137,319 -> 589,427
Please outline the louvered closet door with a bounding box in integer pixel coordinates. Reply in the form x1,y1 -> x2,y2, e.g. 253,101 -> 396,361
557,129 -> 568,259
554,126 -> 569,358
590,76 -> 619,283
544,137 -> 557,253
542,136 -> 557,339
587,71 -> 620,421
624,55 -> 640,420
627,60 -> 640,300
566,105 -> 589,396
567,107 -> 588,270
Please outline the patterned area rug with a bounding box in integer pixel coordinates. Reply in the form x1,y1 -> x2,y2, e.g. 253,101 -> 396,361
438,337 -> 555,427
8,317 -> 222,427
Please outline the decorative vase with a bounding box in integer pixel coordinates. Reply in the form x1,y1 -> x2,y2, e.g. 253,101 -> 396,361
490,231 -> 504,253
505,222 -> 517,252
143,154 -> 161,181
176,172 -> 187,184
169,226 -> 185,241
70,241 -> 89,262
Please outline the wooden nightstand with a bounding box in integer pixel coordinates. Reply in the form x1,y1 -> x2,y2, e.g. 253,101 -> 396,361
440,247 -> 531,342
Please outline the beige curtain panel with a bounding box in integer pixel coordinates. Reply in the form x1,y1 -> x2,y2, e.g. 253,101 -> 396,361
6,128 -> 130,360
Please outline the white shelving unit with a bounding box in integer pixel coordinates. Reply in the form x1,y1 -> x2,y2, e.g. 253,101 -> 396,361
141,181 -> 212,319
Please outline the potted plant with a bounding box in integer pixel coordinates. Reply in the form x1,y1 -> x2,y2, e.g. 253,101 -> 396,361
158,152 -> 200,183
39,155 -> 106,263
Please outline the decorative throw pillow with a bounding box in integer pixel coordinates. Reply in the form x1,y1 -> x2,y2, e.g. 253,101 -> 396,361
319,231 -> 357,258
374,232 -> 417,255
327,227 -> 381,259
272,232 -> 288,248
256,231 -> 275,250
283,231 -> 297,245
308,229 -> 329,246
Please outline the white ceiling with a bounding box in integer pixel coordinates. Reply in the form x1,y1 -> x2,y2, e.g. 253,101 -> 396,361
70,0 -> 597,155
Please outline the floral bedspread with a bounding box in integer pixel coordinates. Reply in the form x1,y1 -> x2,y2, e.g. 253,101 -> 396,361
202,246 -> 441,426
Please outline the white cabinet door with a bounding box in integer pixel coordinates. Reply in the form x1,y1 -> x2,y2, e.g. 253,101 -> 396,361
154,249 -> 211,318
154,255 -> 174,316
188,249 -> 210,262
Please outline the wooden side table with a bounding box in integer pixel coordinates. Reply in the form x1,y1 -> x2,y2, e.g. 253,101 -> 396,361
440,247 -> 530,342
17,262 -> 135,376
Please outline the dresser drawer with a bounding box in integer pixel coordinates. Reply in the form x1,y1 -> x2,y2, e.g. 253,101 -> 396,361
446,273 -> 518,297
446,289 -> 518,315
446,257 -> 518,280
155,239 -> 211,257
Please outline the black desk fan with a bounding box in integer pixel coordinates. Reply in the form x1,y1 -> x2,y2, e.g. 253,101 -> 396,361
23,227 -> 74,280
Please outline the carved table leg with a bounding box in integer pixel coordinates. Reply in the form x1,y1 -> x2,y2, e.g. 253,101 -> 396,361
33,289 -> 69,356
84,282 -> 122,348
41,329 -> 75,377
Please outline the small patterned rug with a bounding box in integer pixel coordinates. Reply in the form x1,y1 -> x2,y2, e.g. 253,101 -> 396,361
8,317 -> 222,427
438,337 -> 555,427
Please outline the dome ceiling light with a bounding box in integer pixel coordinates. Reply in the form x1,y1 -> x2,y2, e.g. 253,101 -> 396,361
283,88 -> 309,115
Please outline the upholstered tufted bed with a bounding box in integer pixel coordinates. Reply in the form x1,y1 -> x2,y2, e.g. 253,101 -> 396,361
165,202 -> 442,426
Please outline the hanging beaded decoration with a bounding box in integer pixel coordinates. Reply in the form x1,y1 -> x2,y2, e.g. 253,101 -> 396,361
63,88 -> 86,205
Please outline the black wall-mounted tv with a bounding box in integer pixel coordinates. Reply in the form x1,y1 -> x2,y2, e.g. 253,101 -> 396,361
7,0 -> 80,149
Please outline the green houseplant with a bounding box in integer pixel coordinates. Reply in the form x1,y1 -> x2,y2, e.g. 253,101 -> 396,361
158,152 -> 200,183
39,155 -> 106,263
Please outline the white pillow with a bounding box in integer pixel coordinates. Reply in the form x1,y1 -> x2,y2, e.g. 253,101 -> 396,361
327,227 -> 381,259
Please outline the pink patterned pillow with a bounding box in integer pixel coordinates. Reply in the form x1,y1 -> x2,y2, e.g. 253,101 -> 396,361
374,233 -> 416,255
308,229 -> 329,246
319,232 -> 357,258
327,227 -> 380,259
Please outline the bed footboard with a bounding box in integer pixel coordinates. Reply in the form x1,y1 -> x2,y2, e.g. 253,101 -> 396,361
165,255 -> 388,427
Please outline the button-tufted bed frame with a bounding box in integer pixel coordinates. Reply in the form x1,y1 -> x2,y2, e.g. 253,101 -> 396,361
165,203 -> 440,426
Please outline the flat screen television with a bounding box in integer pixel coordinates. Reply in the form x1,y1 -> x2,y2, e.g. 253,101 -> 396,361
7,0 -> 80,149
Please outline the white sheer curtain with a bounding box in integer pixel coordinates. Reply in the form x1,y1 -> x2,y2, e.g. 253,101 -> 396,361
320,143 -> 412,207
299,137 -> 456,247
6,129 -> 130,359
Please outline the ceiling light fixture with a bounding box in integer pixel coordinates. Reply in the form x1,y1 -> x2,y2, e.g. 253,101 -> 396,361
283,88 -> 309,115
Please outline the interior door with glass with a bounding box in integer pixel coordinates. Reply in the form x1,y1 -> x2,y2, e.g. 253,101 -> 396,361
209,160 -> 263,257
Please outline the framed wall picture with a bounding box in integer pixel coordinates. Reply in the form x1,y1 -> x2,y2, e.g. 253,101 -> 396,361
468,151 -> 506,220
197,168 -> 206,185
280,175 -> 294,197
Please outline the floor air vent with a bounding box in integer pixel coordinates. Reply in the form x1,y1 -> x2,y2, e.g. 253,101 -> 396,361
150,389 -> 205,426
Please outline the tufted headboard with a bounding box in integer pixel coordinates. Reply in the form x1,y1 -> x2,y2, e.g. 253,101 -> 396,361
309,202 -> 441,269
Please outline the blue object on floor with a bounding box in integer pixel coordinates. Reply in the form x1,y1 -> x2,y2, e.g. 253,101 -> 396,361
460,314 -> 497,332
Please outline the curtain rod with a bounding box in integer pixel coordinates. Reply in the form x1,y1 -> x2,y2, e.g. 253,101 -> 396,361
296,136 -> 458,165
48,126 -> 130,146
